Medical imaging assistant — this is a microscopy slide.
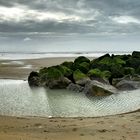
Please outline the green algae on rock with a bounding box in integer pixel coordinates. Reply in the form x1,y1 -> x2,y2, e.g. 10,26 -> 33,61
28,51 -> 140,96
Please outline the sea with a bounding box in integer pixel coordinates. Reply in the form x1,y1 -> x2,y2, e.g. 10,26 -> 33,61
0,51 -> 132,60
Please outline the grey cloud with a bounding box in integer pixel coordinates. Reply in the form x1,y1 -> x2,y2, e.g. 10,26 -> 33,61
0,0 -> 140,34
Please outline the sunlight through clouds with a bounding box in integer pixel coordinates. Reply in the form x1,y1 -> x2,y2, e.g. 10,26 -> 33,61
111,16 -> 140,24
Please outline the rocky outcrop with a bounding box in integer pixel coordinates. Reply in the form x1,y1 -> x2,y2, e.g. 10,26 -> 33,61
28,51 -> 140,96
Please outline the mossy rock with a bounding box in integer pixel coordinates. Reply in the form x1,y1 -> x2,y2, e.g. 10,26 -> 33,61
124,67 -> 135,75
125,58 -> 140,69
61,61 -> 74,70
136,66 -> 140,74
88,69 -> 111,80
46,67 -> 63,80
88,68 -> 102,78
73,69 -> 88,82
110,65 -> 124,78
90,54 -> 110,66
61,65 -> 73,77
132,51 -> 140,58
74,56 -> 90,64
39,67 -> 47,74
28,71 -> 41,87
101,70 -> 112,79
113,57 -> 126,66
74,62 -> 90,74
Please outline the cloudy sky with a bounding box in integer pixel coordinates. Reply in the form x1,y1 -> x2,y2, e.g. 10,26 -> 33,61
0,0 -> 140,52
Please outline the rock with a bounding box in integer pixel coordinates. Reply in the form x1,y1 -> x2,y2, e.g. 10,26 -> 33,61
28,71 -> 41,87
46,77 -> 71,89
88,69 -> 111,78
73,69 -> 89,84
84,80 -> 117,96
132,51 -> 140,58
76,78 -> 91,86
61,61 -> 74,70
91,77 -> 110,85
88,68 -> 102,78
115,80 -> 140,91
123,67 -> 135,75
67,83 -> 84,92
74,56 -> 90,64
136,66 -> 140,74
74,62 -> 90,74
125,57 -> 140,69
112,74 -> 140,86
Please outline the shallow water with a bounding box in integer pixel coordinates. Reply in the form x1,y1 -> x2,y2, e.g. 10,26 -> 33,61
0,79 -> 140,117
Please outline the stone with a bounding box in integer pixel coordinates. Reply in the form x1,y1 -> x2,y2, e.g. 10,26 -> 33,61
67,83 -> 84,92
28,71 -> 41,87
46,77 -> 71,89
84,80 -> 117,96
115,80 -> 140,91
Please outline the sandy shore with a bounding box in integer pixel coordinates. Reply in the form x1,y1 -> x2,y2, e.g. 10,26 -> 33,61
0,111 -> 139,140
0,57 -> 140,139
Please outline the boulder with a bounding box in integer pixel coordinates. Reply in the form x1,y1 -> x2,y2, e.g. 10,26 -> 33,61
88,68 -> 102,78
84,80 -> 117,96
46,77 -> 71,89
67,83 -> 84,92
115,80 -> 140,91
73,69 -> 89,84
74,56 -> 90,64
74,62 -> 90,74
61,61 -> 74,70
28,71 -> 41,87
132,51 -> 140,58
75,78 -> 91,86
125,57 -> 140,69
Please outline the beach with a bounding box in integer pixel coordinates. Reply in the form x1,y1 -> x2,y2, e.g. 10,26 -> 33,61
0,111 -> 139,140
0,56 -> 140,140
0,57 -> 80,80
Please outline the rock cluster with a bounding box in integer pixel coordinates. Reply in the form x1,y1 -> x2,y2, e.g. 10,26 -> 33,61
28,51 -> 140,96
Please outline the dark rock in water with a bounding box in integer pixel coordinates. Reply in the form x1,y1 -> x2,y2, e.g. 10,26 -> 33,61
46,77 -> 71,89
84,80 -> 117,96
28,71 -> 41,87
115,80 -> 140,91
67,83 -> 84,92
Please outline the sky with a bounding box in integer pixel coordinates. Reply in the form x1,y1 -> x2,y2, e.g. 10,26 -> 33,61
0,0 -> 140,52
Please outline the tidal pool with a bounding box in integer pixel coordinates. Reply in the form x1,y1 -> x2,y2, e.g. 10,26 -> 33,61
0,79 -> 139,117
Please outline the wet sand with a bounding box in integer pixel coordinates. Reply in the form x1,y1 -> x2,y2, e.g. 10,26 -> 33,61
0,57 -> 80,80
0,111 -> 140,140
0,57 -> 95,79
0,57 -> 140,140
